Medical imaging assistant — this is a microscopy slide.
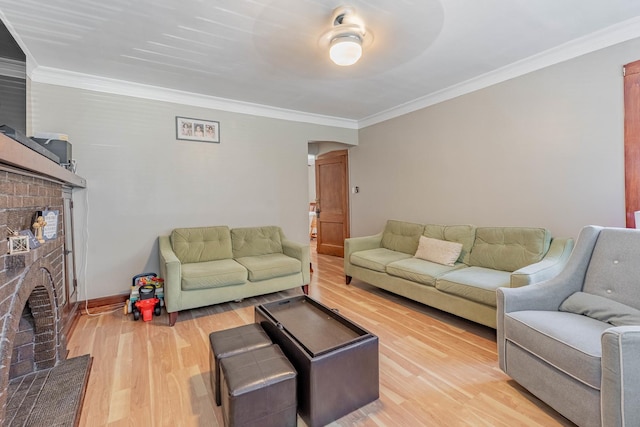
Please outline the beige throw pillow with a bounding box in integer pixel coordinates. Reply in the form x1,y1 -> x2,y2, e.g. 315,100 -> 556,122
414,236 -> 463,266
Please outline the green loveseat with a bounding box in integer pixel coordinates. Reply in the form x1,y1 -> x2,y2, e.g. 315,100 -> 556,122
344,220 -> 574,328
159,225 -> 310,326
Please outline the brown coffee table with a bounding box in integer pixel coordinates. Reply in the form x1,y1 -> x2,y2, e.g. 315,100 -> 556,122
254,295 -> 379,427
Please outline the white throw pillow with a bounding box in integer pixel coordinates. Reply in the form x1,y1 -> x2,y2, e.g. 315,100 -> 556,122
414,236 -> 463,266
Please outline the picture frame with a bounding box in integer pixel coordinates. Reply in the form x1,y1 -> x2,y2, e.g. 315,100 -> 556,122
176,116 -> 220,143
42,209 -> 59,241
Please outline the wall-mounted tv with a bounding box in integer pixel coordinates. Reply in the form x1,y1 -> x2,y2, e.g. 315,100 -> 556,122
0,18 -> 27,135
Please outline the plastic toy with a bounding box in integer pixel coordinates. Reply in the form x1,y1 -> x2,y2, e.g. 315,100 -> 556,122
134,285 -> 160,321
124,273 -> 164,321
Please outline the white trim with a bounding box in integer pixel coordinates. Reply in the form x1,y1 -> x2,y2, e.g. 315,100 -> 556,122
28,66 -> 359,129
358,16 -> 640,128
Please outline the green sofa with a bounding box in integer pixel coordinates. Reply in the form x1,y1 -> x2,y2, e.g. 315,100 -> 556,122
344,220 -> 574,328
159,225 -> 310,326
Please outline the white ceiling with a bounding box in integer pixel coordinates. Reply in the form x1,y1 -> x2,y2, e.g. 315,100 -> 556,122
2,0 -> 640,128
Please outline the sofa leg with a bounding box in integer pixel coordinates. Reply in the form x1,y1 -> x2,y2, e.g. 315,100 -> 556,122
346,275 -> 352,285
302,285 -> 309,295
168,311 -> 178,326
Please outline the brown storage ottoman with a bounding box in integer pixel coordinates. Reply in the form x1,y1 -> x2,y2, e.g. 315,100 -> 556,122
220,344 -> 297,427
209,323 -> 272,406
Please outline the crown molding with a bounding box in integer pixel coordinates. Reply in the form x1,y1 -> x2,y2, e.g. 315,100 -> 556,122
28,66 -> 359,129
358,16 -> 640,128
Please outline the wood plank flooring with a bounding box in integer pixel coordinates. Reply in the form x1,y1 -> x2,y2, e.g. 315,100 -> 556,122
67,245 -> 575,427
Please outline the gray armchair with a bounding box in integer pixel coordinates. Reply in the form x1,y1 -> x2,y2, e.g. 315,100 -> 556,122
497,226 -> 640,427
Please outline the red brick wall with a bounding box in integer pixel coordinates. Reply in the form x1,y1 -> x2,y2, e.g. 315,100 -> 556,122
0,169 -> 67,424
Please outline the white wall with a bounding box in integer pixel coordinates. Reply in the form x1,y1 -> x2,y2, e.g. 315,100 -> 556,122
30,83 -> 357,299
350,38 -> 640,240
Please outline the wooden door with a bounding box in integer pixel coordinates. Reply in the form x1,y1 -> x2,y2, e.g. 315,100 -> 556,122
624,60 -> 640,228
315,150 -> 349,256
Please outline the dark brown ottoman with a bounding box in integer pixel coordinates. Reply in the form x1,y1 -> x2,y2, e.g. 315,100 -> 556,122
209,323 -> 272,406
220,344 -> 297,427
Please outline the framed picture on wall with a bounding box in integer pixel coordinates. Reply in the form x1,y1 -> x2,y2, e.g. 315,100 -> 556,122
176,116 -> 220,143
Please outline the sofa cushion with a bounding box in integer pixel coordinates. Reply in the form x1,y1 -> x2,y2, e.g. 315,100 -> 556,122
181,259 -> 247,290
423,224 -> 476,264
231,226 -> 283,258
350,248 -> 412,272
414,236 -> 463,266
505,310 -> 611,390
559,292 -> 640,327
435,266 -> 511,307
469,227 -> 551,272
235,253 -> 301,282
381,220 -> 425,255
171,226 -> 233,264
386,258 -> 466,286
582,228 -> 640,310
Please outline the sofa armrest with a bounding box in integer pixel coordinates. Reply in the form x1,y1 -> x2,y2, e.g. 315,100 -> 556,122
344,232 -> 384,275
601,326 -> 640,427
159,235 -> 182,313
510,237 -> 575,288
282,239 -> 310,285
345,233 -> 383,260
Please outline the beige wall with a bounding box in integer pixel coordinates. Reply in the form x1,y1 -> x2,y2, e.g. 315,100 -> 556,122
30,83 -> 357,299
351,38 -> 640,240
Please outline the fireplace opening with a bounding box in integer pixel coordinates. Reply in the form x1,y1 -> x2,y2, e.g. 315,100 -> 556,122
8,281 -> 59,382
2,260 -> 91,427
9,305 -> 36,381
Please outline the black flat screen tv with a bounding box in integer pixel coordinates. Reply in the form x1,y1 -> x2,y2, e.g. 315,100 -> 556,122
0,18 -> 27,135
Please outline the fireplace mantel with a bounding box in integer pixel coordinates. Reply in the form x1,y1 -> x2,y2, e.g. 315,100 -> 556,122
0,133 -> 86,188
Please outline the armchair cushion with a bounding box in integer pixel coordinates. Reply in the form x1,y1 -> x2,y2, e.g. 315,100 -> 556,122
171,226 -> 233,263
583,228 -> 640,309
505,310 -> 610,389
559,292 -> 640,327
235,253 -> 302,282
181,259 -> 247,291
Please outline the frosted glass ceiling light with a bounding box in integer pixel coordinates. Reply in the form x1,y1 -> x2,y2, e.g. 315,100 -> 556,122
330,35 -> 362,66
320,6 -> 371,67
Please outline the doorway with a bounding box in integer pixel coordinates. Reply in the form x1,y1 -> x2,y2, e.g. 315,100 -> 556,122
311,149 -> 350,257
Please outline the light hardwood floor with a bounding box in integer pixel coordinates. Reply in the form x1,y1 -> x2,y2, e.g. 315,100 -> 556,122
68,245 -> 575,427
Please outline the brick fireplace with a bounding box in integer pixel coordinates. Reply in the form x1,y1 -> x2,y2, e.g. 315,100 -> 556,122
1,133 -> 87,425
0,170 -> 67,423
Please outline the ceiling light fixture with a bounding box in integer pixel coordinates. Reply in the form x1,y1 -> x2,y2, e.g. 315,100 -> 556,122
320,6 -> 370,67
